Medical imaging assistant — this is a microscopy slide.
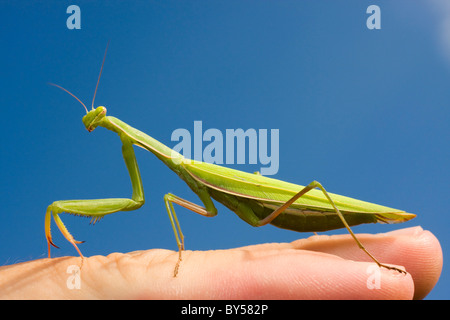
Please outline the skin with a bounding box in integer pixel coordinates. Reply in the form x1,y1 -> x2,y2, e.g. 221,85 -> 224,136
45,106 -> 416,277
0,226 -> 442,300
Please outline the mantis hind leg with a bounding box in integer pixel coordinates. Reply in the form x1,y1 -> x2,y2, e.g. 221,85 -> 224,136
256,180 -> 406,274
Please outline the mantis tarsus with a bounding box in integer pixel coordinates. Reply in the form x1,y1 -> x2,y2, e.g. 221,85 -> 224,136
45,46 -> 416,276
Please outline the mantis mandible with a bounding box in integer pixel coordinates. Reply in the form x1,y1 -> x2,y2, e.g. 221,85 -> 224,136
45,45 -> 416,276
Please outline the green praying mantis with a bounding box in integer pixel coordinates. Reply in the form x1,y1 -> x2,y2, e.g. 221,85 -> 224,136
45,46 -> 416,276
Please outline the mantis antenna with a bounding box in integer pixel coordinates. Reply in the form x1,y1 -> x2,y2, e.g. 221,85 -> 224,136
49,41 -> 110,114
91,41 -> 110,110
48,82 -> 89,114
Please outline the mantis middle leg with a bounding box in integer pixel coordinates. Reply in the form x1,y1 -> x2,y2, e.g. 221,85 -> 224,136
164,191 -> 217,276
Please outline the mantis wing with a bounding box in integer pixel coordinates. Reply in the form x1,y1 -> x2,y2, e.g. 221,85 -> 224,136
182,160 -> 416,224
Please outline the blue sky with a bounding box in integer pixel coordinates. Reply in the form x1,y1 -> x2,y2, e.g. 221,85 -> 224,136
0,1 -> 448,299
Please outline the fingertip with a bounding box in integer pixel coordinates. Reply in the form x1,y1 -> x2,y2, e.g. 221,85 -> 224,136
291,226 -> 442,299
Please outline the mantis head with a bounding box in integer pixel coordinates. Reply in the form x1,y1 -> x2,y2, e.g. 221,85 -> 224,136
82,106 -> 107,132
48,82 -> 107,132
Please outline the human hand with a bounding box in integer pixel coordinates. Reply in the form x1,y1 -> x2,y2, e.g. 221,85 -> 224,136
0,226 -> 441,299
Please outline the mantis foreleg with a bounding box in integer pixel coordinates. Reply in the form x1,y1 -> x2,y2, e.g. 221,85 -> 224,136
45,137 -> 145,259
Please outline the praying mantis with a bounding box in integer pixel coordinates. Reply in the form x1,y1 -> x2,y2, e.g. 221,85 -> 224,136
45,45 -> 416,276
